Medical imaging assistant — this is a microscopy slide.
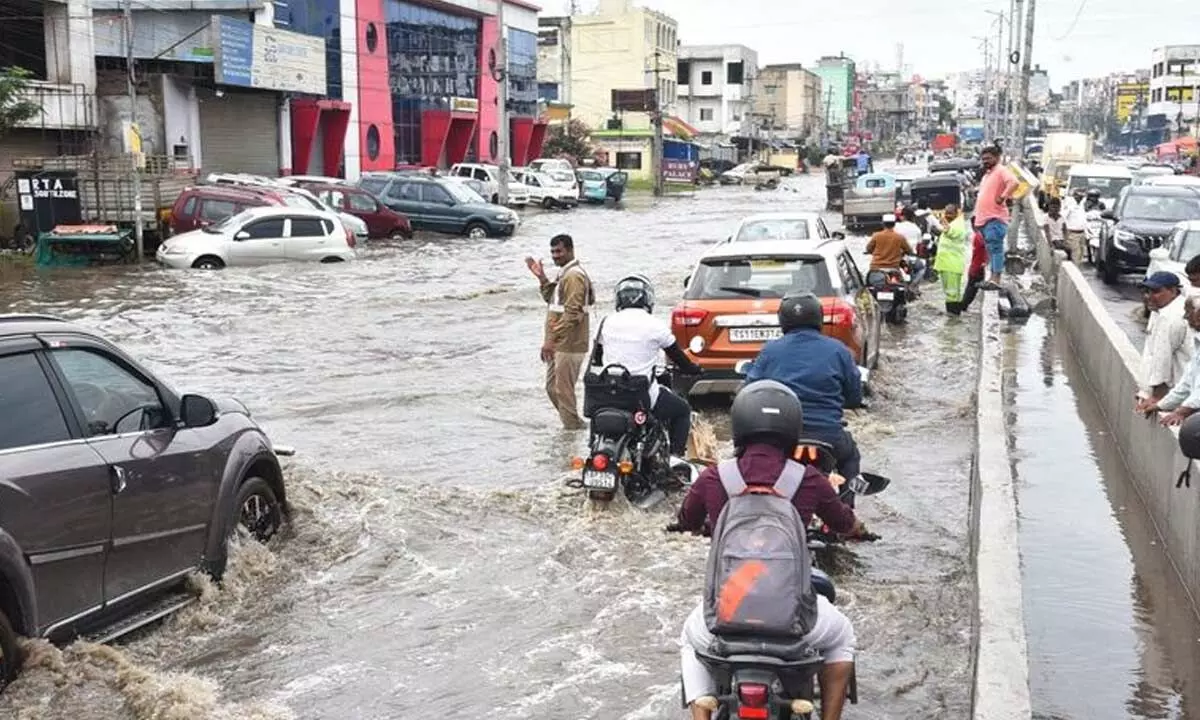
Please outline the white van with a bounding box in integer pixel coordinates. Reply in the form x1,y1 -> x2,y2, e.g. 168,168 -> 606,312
1065,163 -> 1134,207
449,163 -> 531,207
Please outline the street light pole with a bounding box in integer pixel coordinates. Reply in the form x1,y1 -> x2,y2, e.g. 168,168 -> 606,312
124,0 -> 144,261
496,0 -> 510,205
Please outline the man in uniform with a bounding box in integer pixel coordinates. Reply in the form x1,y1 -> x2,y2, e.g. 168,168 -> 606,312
526,234 -> 593,429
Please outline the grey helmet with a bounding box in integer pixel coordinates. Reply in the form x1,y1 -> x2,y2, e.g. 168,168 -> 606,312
1180,413 -> 1200,460
731,380 -> 803,450
778,291 -> 824,333
614,274 -> 655,312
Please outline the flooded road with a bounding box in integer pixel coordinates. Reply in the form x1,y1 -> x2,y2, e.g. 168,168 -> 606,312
1007,313 -> 1200,719
0,174 -> 974,718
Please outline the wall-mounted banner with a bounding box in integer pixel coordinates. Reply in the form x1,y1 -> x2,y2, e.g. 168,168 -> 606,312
213,16 -> 326,95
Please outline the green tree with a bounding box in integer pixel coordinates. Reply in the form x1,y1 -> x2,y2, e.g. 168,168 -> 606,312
0,67 -> 40,137
540,118 -> 593,162
937,97 -> 955,128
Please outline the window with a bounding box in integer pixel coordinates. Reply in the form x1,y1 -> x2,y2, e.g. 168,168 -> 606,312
734,219 -> 811,242
347,192 -> 377,212
684,257 -> 834,300
489,132 -> 499,159
199,199 -> 238,222
701,70 -> 713,86
365,22 -> 378,53
387,182 -> 420,201
421,184 -> 452,203
837,253 -> 863,291
1172,228 -> 1200,261
699,108 -> 714,122
677,60 -> 690,85
366,125 -> 381,160
289,218 -> 328,237
181,195 -> 197,216
615,152 -> 643,170
360,177 -> 388,195
241,218 -> 286,239
727,61 -> 744,85
472,168 -> 490,182
0,353 -> 70,451
52,349 -> 164,437
320,190 -> 346,208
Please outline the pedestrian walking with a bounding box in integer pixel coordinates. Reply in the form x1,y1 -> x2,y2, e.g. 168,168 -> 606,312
525,234 -> 594,429
1062,187 -> 1088,263
934,204 -> 971,315
974,145 -> 1019,287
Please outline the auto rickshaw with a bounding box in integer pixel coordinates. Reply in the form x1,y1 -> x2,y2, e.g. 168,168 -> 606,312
824,157 -> 861,211
909,174 -> 975,221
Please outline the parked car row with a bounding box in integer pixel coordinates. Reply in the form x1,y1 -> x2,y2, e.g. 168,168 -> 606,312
1086,178 -> 1200,285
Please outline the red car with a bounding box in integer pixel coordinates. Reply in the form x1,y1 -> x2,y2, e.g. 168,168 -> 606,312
168,185 -> 285,235
293,182 -> 412,240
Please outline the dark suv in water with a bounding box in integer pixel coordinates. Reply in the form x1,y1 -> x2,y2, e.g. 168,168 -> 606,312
1097,185 -> 1200,284
0,315 -> 290,690
357,173 -> 519,239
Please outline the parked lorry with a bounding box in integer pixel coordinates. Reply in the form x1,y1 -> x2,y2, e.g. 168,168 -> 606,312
931,133 -> 958,153
1039,132 -> 1095,202
7,154 -> 196,253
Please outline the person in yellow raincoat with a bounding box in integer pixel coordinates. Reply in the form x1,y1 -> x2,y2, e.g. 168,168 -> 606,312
933,204 -> 971,315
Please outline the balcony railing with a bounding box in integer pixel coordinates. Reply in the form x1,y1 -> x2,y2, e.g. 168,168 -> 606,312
15,81 -> 97,131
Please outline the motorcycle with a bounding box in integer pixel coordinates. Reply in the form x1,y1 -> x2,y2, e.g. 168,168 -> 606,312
569,364 -> 700,508
865,267 -> 912,325
693,640 -> 856,720
1084,209 -> 1104,265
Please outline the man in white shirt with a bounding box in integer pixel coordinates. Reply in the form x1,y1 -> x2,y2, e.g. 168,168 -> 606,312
1135,272 -> 1192,411
591,275 -> 702,457
894,206 -> 928,293
1062,187 -> 1088,263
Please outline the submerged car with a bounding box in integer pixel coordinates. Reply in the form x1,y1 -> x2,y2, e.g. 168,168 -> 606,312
359,174 -> 519,239
577,167 -> 628,204
669,239 -> 881,398
726,212 -> 842,244
0,314 -> 291,689
156,206 -> 357,269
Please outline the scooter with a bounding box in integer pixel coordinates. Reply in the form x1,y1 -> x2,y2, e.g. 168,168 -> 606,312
866,267 -> 912,325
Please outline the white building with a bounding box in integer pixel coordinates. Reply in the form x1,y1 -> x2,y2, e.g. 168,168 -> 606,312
676,44 -> 758,139
1148,45 -> 1200,130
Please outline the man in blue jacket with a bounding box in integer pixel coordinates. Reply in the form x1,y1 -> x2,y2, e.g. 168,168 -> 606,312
745,291 -> 864,482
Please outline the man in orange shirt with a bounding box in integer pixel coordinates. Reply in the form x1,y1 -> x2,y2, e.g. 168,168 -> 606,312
974,145 -> 1019,286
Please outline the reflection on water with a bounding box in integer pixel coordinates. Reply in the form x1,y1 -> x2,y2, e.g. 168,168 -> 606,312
1008,313 -> 1200,719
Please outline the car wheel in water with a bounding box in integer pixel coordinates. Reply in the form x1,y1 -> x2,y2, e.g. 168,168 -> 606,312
542,197 -> 555,209
1101,252 -> 1120,285
465,223 -> 489,239
208,476 -> 283,579
0,609 -> 23,692
320,257 -> 345,263
192,256 -> 224,270
389,229 -> 409,241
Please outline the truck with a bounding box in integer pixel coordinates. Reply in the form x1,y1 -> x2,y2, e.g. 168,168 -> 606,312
931,133 -> 958,153
1039,132 -> 1095,202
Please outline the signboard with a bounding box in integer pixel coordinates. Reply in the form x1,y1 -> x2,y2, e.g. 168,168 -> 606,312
15,171 -> 82,238
662,159 -> 698,184
451,97 -> 479,113
612,89 -> 657,113
212,16 -> 326,95
1115,82 -> 1148,123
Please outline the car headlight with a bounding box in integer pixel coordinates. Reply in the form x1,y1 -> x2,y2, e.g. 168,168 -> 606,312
162,244 -> 186,255
1113,229 -> 1135,248
494,212 -> 512,221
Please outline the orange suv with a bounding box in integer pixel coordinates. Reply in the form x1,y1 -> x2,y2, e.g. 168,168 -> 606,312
670,238 -> 881,398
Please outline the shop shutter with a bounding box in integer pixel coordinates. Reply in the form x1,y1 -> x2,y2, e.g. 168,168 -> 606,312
198,89 -> 280,177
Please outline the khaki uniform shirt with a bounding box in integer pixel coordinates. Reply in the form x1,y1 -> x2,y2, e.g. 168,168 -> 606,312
540,259 -> 594,353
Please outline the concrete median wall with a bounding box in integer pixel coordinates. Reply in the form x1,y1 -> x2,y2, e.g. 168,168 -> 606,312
970,291 -> 1033,720
1052,259 -> 1200,609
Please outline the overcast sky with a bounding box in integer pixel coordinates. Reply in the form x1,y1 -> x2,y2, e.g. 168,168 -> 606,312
539,0 -> 1200,88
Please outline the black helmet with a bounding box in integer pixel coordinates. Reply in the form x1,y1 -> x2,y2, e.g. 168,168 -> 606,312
1180,413 -> 1200,460
778,292 -> 823,333
731,380 -> 803,450
614,274 -> 655,312
1086,188 -> 1102,198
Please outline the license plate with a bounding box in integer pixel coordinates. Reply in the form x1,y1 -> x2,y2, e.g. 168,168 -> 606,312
876,291 -> 894,301
729,327 -> 782,342
582,470 -> 617,490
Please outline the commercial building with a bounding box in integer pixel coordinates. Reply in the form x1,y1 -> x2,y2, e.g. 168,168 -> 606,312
536,16 -> 572,121
1148,45 -> 1200,136
548,0 -> 678,131
676,44 -> 757,141
750,63 -> 821,139
811,55 -> 856,133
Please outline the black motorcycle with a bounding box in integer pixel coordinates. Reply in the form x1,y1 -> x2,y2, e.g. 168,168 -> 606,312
865,268 -> 912,325
569,364 -> 699,508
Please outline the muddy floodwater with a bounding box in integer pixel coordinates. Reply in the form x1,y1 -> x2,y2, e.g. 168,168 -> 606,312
0,174 -> 975,719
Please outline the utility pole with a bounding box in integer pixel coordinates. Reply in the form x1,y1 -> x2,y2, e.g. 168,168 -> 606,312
124,0 -> 144,261
1009,0 -> 1024,142
652,48 -> 664,197
978,37 -> 992,142
1015,0 -> 1036,158
496,0 -> 510,205
986,11 -> 1004,143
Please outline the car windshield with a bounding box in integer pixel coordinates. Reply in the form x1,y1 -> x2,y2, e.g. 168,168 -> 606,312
734,219 -> 811,242
443,180 -> 482,203
204,209 -> 254,233
1069,175 -> 1131,200
684,257 -> 832,300
360,177 -> 388,195
284,193 -> 323,210
578,170 -> 604,182
547,170 -> 575,184
1122,193 -> 1200,222
1174,229 -> 1200,259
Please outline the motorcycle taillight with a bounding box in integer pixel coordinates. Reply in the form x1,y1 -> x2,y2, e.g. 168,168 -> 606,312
737,683 -> 770,716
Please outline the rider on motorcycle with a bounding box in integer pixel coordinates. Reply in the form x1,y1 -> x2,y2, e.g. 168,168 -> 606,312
671,381 -> 862,720
743,292 -> 865,483
590,274 -> 701,457
1084,187 -> 1107,212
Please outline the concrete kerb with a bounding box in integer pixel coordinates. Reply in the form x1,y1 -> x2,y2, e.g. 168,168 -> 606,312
970,290 -> 1033,720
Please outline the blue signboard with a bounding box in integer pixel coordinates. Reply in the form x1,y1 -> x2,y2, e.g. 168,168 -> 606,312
959,126 -> 985,143
215,17 -> 254,87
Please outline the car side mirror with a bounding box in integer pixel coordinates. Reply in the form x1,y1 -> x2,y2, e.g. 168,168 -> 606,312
234,230 -> 250,240
832,231 -> 846,240
180,394 -> 218,428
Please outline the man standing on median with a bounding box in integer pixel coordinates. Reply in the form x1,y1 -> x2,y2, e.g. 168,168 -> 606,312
1138,295 -> 1200,426
1135,272 -> 1192,413
974,145 -> 1019,287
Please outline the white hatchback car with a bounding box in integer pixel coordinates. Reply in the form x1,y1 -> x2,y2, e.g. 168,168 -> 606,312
726,212 -> 843,244
515,170 -> 579,208
156,206 -> 357,269
1147,220 -> 1200,284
